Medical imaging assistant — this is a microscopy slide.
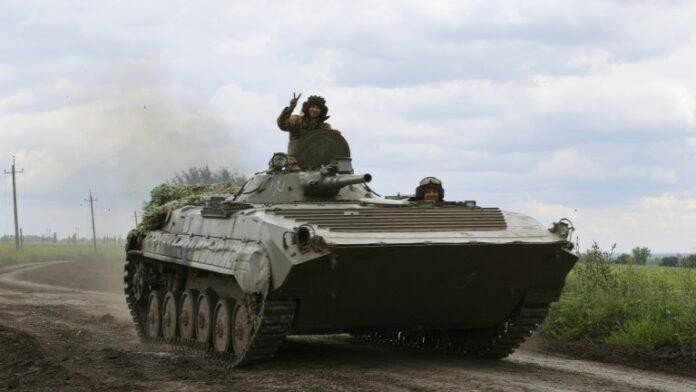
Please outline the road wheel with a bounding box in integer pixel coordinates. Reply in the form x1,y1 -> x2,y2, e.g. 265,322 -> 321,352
213,298 -> 235,354
232,301 -> 255,356
162,291 -> 181,340
178,289 -> 198,341
195,290 -> 218,345
146,290 -> 164,338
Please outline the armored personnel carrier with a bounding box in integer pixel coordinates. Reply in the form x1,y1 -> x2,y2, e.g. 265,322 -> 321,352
124,132 -> 577,367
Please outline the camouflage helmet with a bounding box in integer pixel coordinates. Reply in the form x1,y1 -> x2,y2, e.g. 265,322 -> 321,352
415,176 -> 444,202
301,95 -> 329,122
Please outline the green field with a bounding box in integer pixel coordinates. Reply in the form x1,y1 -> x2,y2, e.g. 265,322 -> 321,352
0,243 -> 124,266
543,247 -> 696,356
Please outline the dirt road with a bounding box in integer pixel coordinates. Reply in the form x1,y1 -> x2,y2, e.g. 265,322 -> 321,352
1,260 -> 695,392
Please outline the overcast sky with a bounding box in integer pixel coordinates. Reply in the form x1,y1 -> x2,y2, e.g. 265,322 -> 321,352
1,1 -> 695,253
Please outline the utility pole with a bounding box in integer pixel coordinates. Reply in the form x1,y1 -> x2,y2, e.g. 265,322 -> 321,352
133,210 -> 139,226
85,190 -> 98,253
4,156 -> 24,251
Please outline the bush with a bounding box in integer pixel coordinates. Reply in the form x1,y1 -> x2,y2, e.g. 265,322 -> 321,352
605,317 -> 679,350
615,253 -> 632,264
573,242 -> 617,291
631,246 -> 651,265
544,292 -> 626,341
679,254 -> 696,269
543,244 -> 696,355
660,256 -> 679,267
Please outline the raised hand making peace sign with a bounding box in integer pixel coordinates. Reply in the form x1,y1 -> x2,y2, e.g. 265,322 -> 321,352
289,92 -> 302,109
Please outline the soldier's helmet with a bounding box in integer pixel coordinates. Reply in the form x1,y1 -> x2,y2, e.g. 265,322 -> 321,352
301,95 -> 329,122
415,176 -> 445,202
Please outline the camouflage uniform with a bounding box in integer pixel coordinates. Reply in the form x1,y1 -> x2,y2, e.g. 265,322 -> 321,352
277,95 -> 333,170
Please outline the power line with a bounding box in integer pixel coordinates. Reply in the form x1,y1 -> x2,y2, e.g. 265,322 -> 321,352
84,189 -> 98,253
4,156 -> 24,251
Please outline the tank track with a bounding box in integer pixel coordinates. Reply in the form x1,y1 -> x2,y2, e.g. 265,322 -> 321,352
353,302 -> 551,359
124,253 -> 295,367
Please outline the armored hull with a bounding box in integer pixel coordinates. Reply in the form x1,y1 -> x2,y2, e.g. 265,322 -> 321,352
125,158 -> 577,366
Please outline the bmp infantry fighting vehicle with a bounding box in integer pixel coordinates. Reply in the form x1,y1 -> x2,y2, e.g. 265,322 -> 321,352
124,132 -> 578,367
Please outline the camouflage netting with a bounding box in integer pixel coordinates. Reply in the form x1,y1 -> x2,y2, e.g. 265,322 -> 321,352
128,182 -> 242,241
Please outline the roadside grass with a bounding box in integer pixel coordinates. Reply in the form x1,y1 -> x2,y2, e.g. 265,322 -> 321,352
543,246 -> 696,357
0,243 -> 124,266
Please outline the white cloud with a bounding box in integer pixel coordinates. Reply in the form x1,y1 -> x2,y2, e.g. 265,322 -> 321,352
532,148 -> 602,179
641,193 -> 696,212
1,0 -> 696,251
525,201 -> 582,223
531,71 -> 696,132
1,86 -> 247,195
530,148 -> 678,183
525,193 -> 696,253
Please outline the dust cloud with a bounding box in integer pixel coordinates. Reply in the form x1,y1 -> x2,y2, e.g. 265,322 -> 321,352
2,78 -> 248,237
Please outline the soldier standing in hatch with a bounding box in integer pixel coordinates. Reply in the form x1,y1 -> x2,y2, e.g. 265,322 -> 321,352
411,177 -> 445,203
277,93 -> 337,170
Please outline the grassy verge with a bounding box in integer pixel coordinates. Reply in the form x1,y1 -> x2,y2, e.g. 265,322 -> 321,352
542,245 -> 696,359
0,243 -> 124,266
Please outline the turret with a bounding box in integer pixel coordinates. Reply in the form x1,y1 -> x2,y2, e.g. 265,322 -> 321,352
233,154 -> 375,204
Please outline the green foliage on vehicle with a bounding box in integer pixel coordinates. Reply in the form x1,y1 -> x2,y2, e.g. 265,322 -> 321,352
132,182 -> 243,237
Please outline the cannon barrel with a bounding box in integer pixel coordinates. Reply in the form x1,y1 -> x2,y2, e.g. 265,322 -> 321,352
303,173 -> 372,197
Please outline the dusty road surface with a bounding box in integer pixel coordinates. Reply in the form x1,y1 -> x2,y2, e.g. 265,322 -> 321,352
1,260 -> 695,392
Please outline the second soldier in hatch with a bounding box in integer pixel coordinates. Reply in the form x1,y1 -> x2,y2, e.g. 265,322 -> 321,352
277,93 -> 338,170
412,177 -> 445,203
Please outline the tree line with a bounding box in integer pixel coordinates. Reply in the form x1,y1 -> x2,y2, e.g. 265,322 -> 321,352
0,234 -> 124,244
170,165 -> 247,187
608,246 -> 696,268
